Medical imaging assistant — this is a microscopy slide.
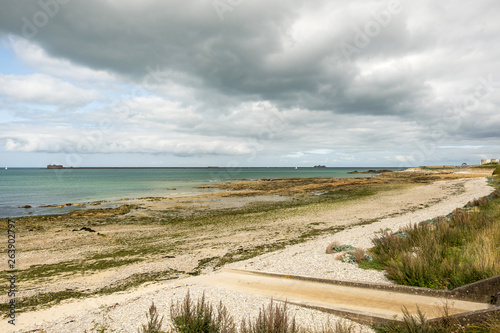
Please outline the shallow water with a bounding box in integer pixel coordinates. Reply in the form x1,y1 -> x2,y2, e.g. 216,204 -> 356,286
0,167 -> 404,218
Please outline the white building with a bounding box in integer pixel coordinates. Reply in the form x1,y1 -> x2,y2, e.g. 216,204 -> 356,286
481,158 -> 500,165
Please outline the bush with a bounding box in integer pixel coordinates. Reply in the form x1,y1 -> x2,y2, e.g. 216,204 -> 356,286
240,299 -> 299,333
369,196 -> 500,289
170,291 -> 236,333
138,302 -> 165,333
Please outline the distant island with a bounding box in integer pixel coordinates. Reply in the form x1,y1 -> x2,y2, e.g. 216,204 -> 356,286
313,165 -> 326,168
47,164 -> 63,169
348,169 -> 393,174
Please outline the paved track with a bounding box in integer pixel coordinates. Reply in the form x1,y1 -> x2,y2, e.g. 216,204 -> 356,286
200,269 -> 491,323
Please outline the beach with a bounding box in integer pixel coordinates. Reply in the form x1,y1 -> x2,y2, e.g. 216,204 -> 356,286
0,168 -> 496,332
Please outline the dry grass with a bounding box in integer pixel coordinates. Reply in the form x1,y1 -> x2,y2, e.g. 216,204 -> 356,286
325,241 -> 341,254
240,299 -> 299,333
138,302 -> 164,333
162,293 -> 359,333
169,291 -> 236,333
370,188 -> 500,289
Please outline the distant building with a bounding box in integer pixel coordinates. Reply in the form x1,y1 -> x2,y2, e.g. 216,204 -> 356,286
47,164 -> 63,169
461,163 -> 468,168
481,159 -> 500,165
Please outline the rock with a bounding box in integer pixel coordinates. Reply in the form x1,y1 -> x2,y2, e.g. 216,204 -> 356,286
80,227 -> 96,232
65,203 -> 72,206
57,205 -> 65,209
19,205 -> 32,209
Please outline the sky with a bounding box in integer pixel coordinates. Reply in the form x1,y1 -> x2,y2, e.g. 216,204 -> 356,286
0,0 -> 499,168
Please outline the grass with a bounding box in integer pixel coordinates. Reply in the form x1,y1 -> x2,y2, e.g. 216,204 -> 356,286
136,292 -> 497,333
140,292 -> 357,333
138,302 -> 164,333
0,269 -> 182,315
374,305 -> 500,333
170,291 -> 236,333
240,299 -> 298,333
366,182 -> 500,289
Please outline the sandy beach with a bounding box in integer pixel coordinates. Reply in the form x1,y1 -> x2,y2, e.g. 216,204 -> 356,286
1,168 -> 496,332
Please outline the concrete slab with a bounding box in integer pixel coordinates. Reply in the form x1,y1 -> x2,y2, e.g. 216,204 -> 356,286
199,269 -> 492,324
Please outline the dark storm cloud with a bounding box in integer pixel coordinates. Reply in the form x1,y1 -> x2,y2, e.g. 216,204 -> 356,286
0,0 -> 433,116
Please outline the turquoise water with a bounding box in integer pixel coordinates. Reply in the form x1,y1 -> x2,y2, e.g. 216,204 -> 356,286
0,167 -> 404,218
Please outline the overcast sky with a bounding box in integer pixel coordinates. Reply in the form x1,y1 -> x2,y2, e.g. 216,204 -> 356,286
0,0 -> 499,167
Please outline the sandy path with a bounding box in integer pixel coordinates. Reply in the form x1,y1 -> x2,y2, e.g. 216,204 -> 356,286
3,176 -> 495,333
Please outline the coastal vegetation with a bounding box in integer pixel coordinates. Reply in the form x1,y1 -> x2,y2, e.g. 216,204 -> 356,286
136,292 -> 500,333
138,292 -> 356,333
365,180 -> 500,290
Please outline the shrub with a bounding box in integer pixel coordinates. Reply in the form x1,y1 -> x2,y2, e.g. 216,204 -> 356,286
325,241 -> 341,254
374,306 -> 432,333
369,196 -> 500,289
170,291 -> 236,333
138,302 -> 165,333
240,299 -> 299,333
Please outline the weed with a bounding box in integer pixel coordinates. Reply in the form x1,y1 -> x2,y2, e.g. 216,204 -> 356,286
170,291 -> 236,333
368,190 -> 500,289
138,302 -> 165,333
240,299 -> 299,333
374,306 -> 432,333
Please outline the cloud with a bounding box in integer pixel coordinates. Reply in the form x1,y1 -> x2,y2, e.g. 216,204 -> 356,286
0,73 -> 100,107
9,38 -> 114,82
0,0 -> 499,166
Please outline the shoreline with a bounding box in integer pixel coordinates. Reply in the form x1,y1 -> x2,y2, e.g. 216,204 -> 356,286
1,169 -> 496,332
1,167 -> 402,219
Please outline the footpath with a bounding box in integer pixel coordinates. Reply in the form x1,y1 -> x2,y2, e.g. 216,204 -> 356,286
201,268 -> 495,325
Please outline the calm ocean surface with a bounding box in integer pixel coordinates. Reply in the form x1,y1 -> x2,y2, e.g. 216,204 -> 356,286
0,167 -> 404,218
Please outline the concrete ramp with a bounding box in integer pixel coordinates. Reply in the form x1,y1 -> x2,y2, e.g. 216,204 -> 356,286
200,269 -> 492,325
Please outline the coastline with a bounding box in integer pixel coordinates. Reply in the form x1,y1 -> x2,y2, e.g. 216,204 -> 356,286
0,168 -> 496,332
0,167 -> 401,219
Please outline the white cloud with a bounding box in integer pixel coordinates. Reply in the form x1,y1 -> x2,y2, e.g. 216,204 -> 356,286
0,73 -> 100,107
9,37 -> 114,82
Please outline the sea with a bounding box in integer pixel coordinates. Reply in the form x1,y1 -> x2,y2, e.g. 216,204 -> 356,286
0,167 -> 405,218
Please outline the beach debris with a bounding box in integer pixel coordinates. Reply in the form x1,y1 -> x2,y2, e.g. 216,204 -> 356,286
72,227 -> 96,233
